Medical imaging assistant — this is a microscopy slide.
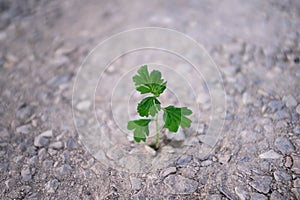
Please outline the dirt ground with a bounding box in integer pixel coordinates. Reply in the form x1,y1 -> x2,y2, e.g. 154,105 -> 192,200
0,0 -> 300,199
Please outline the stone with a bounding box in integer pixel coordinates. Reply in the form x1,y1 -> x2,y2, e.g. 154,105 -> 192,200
293,178 -> 300,188
27,146 -> 37,156
282,95 -> 297,108
55,164 -> 72,179
200,160 -> 212,167
55,44 -> 76,56
21,167 -> 32,181
43,160 -> 53,168
76,100 -> 91,111
38,148 -> 48,160
49,55 -> 70,68
268,100 -> 284,112
163,175 -> 198,194
285,156 -> 293,168
259,150 -> 281,159
49,141 -> 64,150
218,153 -> 231,164
66,138 -> 76,149
144,145 -> 156,157
250,192 -> 267,200
161,167 -> 177,177
291,155 -> 300,174
48,148 -> 57,156
130,177 -> 142,190
40,130 -> 53,138
274,136 -> 295,154
5,179 -> 15,189
273,110 -> 290,120
0,127 -> 9,138
0,163 -> 8,172
296,105 -> 300,115
222,65 -> 240,76
45,179 -> 59,193
47,73 -> 73,87
16,124 -> 32,134
176,155 -> 192,167
263,125 -> 273,133
234,186 -> 249,200
28,156 -> 38,165
60,150 -> 70,162
16,104 -> 34,120
249,176 -> 272,194
291,188 -> 300,199
34,135 -> 49,147
14,155 -> 24,164
270,191 -> 284,200
242,92 -> 252,105
273,170 -> 292,182
293,126 -> 300,135
207,194 -> 222,200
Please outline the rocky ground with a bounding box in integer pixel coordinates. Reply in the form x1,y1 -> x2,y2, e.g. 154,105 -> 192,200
0,0 -> 300,199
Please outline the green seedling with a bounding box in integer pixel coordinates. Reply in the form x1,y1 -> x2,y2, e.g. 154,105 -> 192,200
127,65 -> 192,150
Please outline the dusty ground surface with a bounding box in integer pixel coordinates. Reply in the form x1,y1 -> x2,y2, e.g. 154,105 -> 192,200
0,0 -> 300,199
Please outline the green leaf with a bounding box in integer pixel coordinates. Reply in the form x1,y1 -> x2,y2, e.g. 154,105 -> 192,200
127,119 -> 151,142
133,65 -> 167,97
163,106 -> 192,132
137,97 -> 161,117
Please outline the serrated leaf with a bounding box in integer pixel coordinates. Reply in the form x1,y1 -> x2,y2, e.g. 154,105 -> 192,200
137,97 -> 161,117
133,65 -> 167,97
127,119 -> 151,142
163,106 -> 192,132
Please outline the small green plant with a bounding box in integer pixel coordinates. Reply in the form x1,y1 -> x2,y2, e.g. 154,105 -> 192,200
127,65 -> 193,150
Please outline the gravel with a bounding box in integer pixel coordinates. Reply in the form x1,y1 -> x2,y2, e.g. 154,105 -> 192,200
1,0 -> 300,198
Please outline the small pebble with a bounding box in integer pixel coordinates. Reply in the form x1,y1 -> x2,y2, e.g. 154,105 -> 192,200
16,124 -> 32,134
49,141 -> 64,150
176,155 -> 192,167
285,156 -> 293,168
274,136 -> 295,155
283,95 -> 297,108
130,177 -> 142,191
21,168 -> 32,181
161,167 -> 177,177
259,150 -> 281,159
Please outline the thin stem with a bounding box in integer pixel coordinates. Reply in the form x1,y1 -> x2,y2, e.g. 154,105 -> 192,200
155,113 -> 159,149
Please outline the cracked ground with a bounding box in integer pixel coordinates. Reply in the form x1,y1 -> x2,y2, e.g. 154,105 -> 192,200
0,0 -> 300,199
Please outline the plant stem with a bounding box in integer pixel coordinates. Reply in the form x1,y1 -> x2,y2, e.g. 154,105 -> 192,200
155,113 -> 159,149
